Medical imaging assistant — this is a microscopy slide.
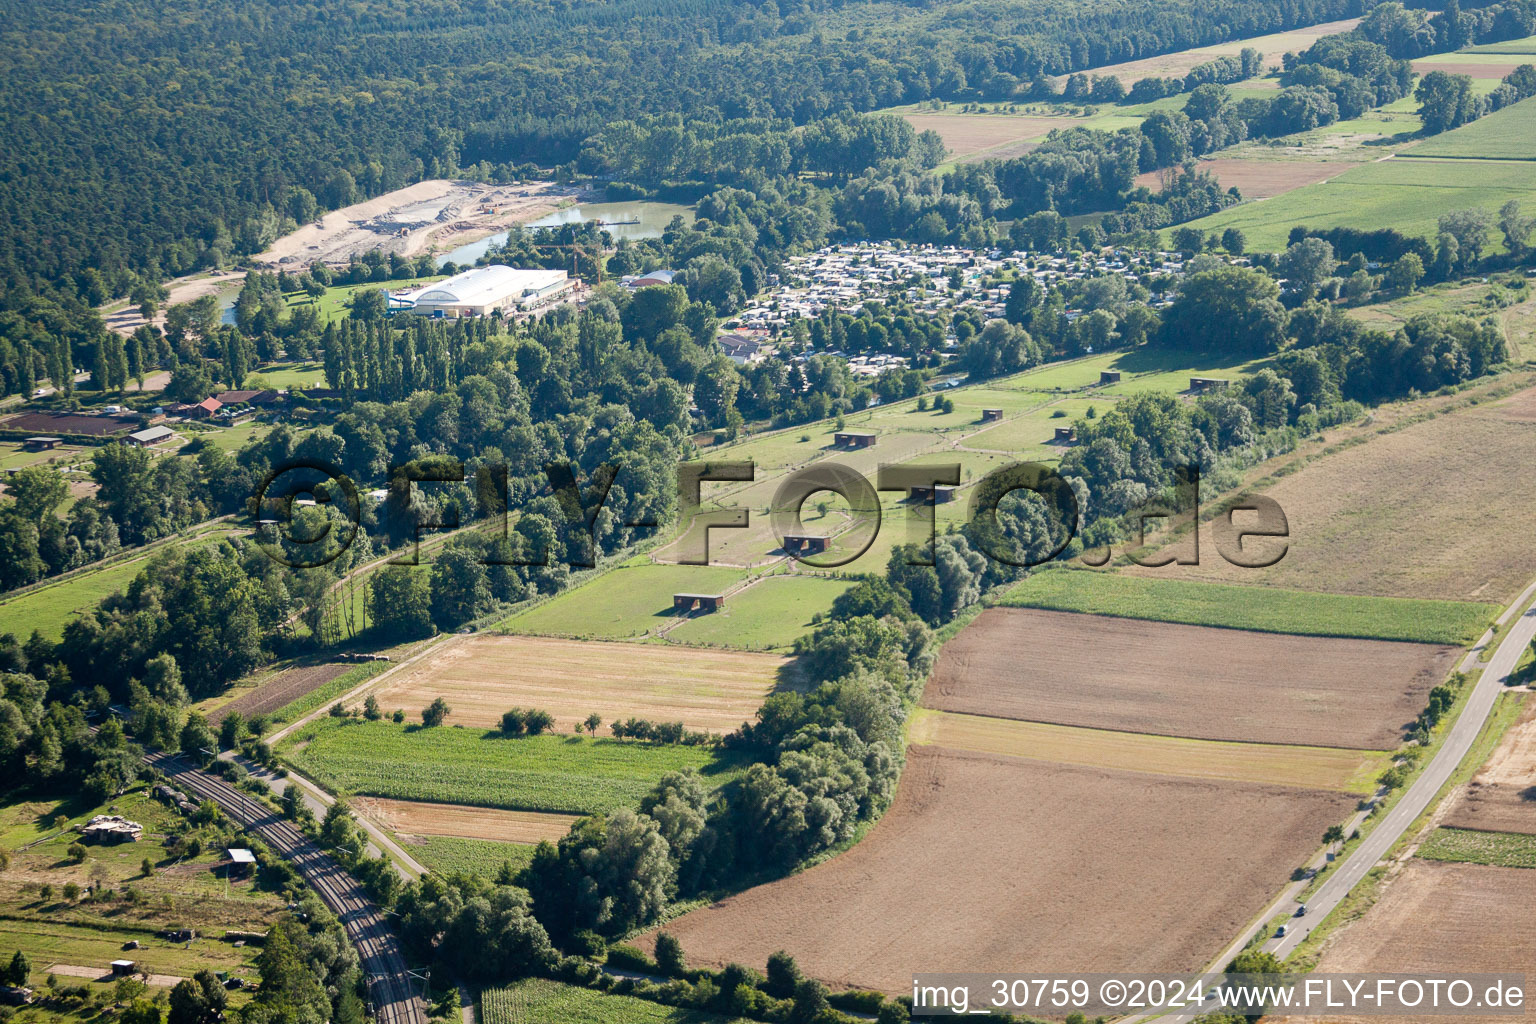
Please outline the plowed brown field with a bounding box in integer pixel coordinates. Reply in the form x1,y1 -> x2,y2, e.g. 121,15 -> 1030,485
925,608 -> 1455,749
225,663 -> 352,718
1278,859 -> 1536,1024
649,747 -> 1353,995
1445,699 -> 1536,834
372,635 -> 784,734
1134,158 -> 1362,198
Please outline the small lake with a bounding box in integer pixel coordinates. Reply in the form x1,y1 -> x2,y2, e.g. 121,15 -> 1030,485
438,200 -> 695,267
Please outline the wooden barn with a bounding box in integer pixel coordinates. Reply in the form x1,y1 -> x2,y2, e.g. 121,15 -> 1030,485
673,593 -> 724,613
1099,370 -> 1122,384
1053,426 -> 1076,443
833,431 -> 877,449
980,408 -> 1003,422
782,534 -> 830,556
1189,376 -> 1230,393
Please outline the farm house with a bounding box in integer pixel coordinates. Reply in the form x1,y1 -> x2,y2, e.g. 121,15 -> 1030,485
403,265 -> 573,317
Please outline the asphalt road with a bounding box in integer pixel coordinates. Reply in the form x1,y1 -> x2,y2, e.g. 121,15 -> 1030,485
1266,584 -> 1536,959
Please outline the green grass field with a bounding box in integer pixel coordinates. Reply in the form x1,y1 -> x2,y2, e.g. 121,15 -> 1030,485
482,979 -> 754,1024
407,835 -> 536,880
1180,155 -> 1536,251
1467,34 -> 1536,54
499,562 -> 749,640
1417,826 -> 1536,868
1000,569 -> 1497,644
1402,96 -> 1536,161
283,275 -> 447,322
284,718 -> 743,814
665,573 -> 856,650
0,557 -> 149,641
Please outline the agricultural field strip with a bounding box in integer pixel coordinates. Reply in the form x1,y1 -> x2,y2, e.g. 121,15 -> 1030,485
369,634 -> 784,733
1442,696 -> 1536,835
1002,569 -> 1496,645
910,708 -> 1389,794
928,608 -> 1461,751
283,719 -> 739,815
351,796 -> 579,844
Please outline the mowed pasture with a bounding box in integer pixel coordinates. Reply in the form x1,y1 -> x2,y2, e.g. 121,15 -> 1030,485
1001,571 -> 1496,645
650,747 -> 1354,996
1138,384 -> 1536,603
371,634 -> 784,734
1180,155 -> 1536,251
500,562 -> 747,640
1281,860 -> 1536,1024
483,979 -> 755,1024
909,709 -> 1390,793
1445,698 -> 1536,835
926,608 -> 1456,749
351,796 -> 578,844
284,718 -> 743,814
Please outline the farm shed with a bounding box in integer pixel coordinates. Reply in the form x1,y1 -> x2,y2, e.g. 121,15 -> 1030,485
1053,426 -> 1076,442
187,398 -> 223,419
834,431 -> 877,448
110,961 -> 137,977
980,408 -> 1003,422
1099,370 -> 1122,384
126,425 -> 175,447
673,593 -> 725,613
21,436 -> 61,450
226,848 -> 256,877
0,987 -> 32,1006
1189,376 -> 1230,392
781,534 -> 830,556
907,484 -> 958,504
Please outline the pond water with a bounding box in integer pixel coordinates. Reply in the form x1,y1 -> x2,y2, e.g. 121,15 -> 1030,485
437,200 -> 695,267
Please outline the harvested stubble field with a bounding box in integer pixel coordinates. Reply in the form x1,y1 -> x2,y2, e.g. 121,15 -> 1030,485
909,708 -> 1389,793
1133,157 -> 1362,198
1280,859 -> 1536,1024
285,718 -> 742,815
1444,698 -> 1536,834
899,112 -> 1069,160
371,635 -> 784,734
223,662 -> 352,718
651,746 -> 1354,997
926,608 -> 1456,749
1061,18 -> 1358,85
1132,385 -> 1536,602
352,796 -> 578,844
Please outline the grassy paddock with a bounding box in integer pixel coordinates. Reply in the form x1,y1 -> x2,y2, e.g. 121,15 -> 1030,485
1000,570 -> 1495,644
1417,826 -> 1536,868
283,718 -> 743,815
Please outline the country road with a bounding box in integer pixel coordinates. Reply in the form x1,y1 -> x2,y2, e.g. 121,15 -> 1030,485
148,752 -> 427,1024
1266,580 -> 1536,959
1123,578 -> 1536,1024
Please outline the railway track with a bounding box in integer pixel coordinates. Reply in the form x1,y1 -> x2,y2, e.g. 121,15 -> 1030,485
146,753 -> 427,1024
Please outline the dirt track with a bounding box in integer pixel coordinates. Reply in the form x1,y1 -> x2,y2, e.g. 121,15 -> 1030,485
649,746 -> 1352,995
925,608 -> 1455,750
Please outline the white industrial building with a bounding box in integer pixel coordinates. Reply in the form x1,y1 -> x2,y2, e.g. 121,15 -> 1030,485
402,265 -> 573,317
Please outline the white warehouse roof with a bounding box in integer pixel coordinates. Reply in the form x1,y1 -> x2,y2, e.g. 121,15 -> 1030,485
415,265 -> 566,307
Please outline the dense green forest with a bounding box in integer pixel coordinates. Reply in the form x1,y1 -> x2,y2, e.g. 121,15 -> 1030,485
0,0 -> 1374,304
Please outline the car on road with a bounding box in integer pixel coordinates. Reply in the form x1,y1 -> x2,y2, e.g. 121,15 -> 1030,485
1295,903 -> 1308,917
1276,924 -> 1288,937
